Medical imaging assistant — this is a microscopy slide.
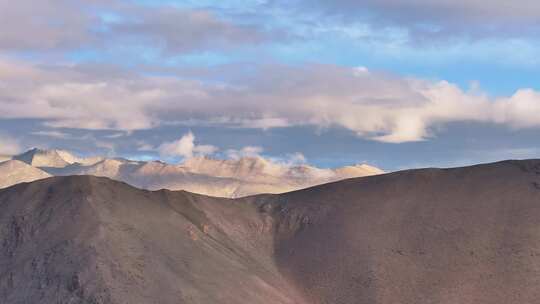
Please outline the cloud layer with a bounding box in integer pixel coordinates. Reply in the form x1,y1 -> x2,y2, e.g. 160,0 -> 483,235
1,57 -> 539,143
4,0 -> 538,54
293,0 -> 540,41
0,0 -> 273,53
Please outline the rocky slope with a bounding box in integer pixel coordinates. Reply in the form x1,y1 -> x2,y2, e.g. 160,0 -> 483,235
0,175 -> 304,304
1,159 -> 540,303
0,149 -> 383,197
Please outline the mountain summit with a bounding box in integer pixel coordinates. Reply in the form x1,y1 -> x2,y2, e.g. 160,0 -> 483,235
12,148 -> 103,168
13,148 -> 72,168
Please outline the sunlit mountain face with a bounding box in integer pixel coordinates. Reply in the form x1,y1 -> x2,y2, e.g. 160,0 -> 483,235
0,148 -> 383,197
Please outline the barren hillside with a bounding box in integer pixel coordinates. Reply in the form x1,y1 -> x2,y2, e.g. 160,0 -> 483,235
1,160 -> 540,303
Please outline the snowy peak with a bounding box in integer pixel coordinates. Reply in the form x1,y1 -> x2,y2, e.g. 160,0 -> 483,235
13,148 -> 71,168
71,158 -> 128,177
135,161 -> 185,175
55,150 -> 103,166
182,156 -> 286,179
12,148 -> 103,168
182,156 -> 381,182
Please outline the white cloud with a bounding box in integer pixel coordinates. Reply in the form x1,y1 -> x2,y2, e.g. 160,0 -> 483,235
1,58 -> 540,144
492,89 -> 540,128
158,132 -> 218,159
0,134 -> 22,155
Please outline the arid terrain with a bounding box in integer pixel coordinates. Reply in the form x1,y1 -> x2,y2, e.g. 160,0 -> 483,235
1,0 -> 538,302
2,159 -> 540,303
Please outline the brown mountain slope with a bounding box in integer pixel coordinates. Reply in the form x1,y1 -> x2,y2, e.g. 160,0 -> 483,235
0,176 -> 303,304
2,159 -> 540,303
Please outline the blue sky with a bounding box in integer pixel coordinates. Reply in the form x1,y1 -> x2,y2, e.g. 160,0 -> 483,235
0,0 -> 539,170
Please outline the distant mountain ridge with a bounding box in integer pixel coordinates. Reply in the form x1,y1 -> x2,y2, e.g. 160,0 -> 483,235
0,148 -> 383,197
0,160 -> 51,189
12,148 -> 104,168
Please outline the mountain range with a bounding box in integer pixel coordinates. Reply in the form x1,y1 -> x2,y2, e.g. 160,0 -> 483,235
2,159 -> 540,303
0,148 -> 383,197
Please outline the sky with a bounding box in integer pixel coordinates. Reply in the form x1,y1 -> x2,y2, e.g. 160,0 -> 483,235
0,0 -> 539,171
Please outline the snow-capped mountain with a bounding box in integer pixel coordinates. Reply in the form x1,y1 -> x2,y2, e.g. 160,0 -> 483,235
12,148 -> 103,167
0,148 -> 384,197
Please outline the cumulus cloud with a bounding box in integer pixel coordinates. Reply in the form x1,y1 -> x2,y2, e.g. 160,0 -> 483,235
0,134 -> 22,155
1,58 -> 540,143
158,132 -> 218,159
157,137 -> 307,169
